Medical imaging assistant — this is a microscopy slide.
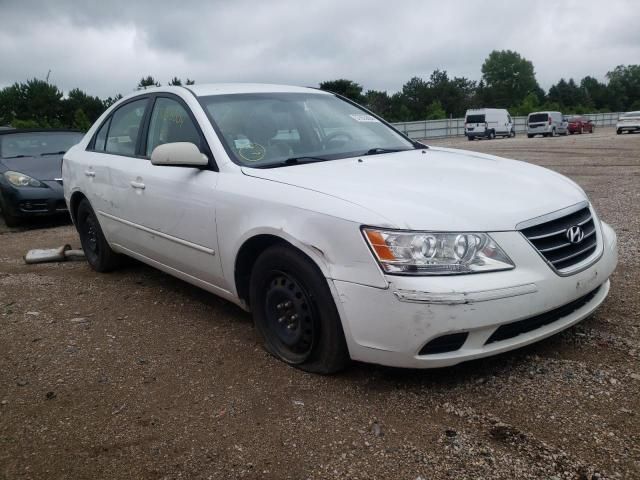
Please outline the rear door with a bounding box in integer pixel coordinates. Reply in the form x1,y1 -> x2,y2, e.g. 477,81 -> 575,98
93,97 -> 151,246
119,94 -> 224,287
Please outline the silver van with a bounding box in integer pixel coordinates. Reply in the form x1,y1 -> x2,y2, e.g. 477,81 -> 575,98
527,111 -> 568,138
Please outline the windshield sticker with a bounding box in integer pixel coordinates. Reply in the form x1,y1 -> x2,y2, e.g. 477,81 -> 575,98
234,138 -> 252,149
349,114 -> 379,123
238,143 -> 266,162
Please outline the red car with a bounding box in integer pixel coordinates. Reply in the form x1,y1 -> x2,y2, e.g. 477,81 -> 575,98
567,115 -> 595,134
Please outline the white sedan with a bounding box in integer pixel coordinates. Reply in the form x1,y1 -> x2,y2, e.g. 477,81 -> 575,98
62,84 -> 618,372
616,111 -> 640,134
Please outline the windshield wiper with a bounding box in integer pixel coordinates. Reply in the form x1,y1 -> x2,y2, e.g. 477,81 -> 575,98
1,154 -> 28,159
257,156 -> 330,168
363,147 -> 411,156
40,151 -> 66,156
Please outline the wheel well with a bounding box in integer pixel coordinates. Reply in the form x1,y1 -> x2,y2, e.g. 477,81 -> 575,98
69,191 -> 87,224
234,234 -> 298,307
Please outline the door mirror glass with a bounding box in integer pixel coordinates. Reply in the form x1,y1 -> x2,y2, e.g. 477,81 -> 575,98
150,142 -> 209,167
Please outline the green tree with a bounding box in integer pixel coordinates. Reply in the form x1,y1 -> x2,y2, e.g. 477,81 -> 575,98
481,50 -> 541,108
103,94 -> 123,109
511,92 -> 541,116
548,78 -> 586,111
168,77 -> 182,86
0,78 -> 64,127
606,65 -> 640,111
319,79 -> 364,102
61,88 -> 105,126
579,76 -> 610,111
400,77 -> 432,121
424,100 -> 446,120
363,89 -> 392,119
137,76 -> 161,90
185,78 -> 195,85
73,108 -> 91,131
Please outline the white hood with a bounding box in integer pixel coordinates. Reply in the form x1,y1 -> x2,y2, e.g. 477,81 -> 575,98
242,147 -> 587,231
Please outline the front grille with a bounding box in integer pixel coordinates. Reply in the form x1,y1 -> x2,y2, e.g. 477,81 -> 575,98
520,206 -> 598,272
485,286 -> 601,345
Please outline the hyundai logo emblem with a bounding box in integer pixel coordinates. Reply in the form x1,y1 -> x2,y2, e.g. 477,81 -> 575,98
566,225 -> 585,244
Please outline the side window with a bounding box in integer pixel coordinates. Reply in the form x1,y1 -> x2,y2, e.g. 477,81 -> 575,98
146,98 -> 202,156
105,99 -> 148,156
93,117 -> 111,152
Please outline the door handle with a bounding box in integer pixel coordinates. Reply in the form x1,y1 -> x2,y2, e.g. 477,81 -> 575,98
84,170 -> 96,177
130,181 -> 146,190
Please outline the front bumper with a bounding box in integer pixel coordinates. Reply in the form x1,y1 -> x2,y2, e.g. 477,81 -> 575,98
617,123 -> 640,132
331,222 -> 617,368
0,181 -> 67,218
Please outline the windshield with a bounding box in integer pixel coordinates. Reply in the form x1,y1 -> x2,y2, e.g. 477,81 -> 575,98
0,131 -> 83,159
622,111 -> 640,118
528,113 -> 548,123
465,114 -> 485,124
199,92 -> 414,168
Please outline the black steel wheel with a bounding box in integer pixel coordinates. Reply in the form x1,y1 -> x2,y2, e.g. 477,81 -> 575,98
263,271 -> 317,363
76,198 -> 122,272
250,244 -> 349,373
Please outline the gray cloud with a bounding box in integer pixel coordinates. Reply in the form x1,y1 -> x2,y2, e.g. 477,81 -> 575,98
1,0 -> 638,98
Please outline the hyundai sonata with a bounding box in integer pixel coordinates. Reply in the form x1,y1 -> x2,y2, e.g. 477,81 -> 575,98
62,84 -> 617,373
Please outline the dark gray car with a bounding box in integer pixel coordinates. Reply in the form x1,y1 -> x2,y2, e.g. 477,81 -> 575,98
0,129 -> 83,226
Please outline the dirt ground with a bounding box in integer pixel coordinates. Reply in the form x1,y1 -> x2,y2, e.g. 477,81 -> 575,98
1,128 -> 638,480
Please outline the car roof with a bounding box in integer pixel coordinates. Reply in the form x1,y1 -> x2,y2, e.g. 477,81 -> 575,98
0,128 -> 82,136
185,83 -> 329,97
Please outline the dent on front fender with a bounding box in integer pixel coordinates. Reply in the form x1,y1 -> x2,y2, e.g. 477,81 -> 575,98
215,175 -> 391,293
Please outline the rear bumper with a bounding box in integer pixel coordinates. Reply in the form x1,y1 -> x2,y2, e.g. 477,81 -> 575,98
527,126 -> 552,135
465,130 -> 487,138
0,181 -> 67,218
330,222 -> 617,368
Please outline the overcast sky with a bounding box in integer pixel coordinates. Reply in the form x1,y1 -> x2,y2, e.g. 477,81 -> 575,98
1,0 -> 638,98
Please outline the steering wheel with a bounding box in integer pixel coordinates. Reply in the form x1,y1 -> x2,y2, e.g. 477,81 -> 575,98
324,131 -> 353,146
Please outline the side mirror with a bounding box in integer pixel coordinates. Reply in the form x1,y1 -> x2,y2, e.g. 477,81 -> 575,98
150,142 -> 209,167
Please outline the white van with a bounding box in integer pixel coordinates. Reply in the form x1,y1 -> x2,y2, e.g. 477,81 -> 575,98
464,108 -> 514,140
527,111 -> 568,137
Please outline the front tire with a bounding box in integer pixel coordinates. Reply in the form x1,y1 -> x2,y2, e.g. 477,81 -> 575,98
249,244 -> 349,374
0,196 -> 20,228
76,198 -> 122,272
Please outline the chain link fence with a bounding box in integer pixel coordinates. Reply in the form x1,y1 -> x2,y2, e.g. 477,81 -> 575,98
392,112 -> 623,140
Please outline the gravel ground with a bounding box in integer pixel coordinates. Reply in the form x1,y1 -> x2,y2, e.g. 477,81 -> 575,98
0,128 -> 638,479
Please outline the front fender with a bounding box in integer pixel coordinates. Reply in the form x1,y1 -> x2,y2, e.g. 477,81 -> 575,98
215,174 -> 390,294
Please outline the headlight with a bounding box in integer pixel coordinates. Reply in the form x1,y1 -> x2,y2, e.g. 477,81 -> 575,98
363,228 -> 514,275
4,171 -> 44,188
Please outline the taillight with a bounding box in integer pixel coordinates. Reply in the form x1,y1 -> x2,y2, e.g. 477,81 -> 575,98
548,118 -> 552,125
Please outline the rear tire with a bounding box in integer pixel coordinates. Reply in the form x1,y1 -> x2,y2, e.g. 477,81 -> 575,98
467,135 -> 473,141
617,129 -> 622,135
527,134 -> 533,139
249,244 -> 350,374
76,198 -> 122,272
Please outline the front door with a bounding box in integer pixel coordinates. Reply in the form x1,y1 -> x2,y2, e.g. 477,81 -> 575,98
118,96 -> 224,288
